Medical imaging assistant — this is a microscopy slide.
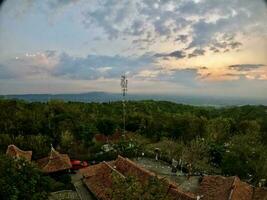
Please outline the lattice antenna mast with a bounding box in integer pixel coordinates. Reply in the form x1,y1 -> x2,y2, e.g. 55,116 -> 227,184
121,74 -> 128,135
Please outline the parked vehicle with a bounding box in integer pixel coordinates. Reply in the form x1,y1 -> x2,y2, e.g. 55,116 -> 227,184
71,160 -> 89,170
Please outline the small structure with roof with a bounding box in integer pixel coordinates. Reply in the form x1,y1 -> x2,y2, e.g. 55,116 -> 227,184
80,156 -> 267,200
6,144 -> 32,162
197,175 -> 267,200
37,146 -> 72,173
80,155 -> 196,200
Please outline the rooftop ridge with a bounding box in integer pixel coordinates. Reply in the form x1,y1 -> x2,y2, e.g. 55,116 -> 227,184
103,161 -> 126,179
6,144 -> 32,161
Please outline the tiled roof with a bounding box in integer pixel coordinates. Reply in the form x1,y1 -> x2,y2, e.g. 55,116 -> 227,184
197,175 -> 235,200
37,147 -> 71,173
197,176 -> 267,200
81,156 -> 267,200
6,144 -> 32,161
81,156 -> 195,200
115,156 -> 195,200
94,131 -> 122,143
231,177 -> 253,200
253,187 -> 267,200
82,162 -> 123,200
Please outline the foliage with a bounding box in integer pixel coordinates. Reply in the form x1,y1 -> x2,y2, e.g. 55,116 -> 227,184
0,99 -> 267,184
181,138 -> 215,174
221,132 -> 267,182
109,173 -> 173,200
96,118 -> 117,136
0,155 -> 52,200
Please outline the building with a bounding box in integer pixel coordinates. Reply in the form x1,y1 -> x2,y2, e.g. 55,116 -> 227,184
6,144 -> 32,162
80,156 -> 267,200
37,146 -> 72,173
93,131 -> 122,144
196,175 -> 267,200
80,155 -> 195,200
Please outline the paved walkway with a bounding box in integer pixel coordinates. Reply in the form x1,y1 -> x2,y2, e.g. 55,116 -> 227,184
71,173 -> 95,200
49,190 -> 80,200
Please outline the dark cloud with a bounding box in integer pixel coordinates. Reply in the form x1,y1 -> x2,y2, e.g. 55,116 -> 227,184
228,41 -> 242,49
52,52 -> 154,80
228,64 -> 265,71
79,0 -> 267,56
155,50 -> 186,59
188,49 -> 205,58
209,46 -> 220,53
199,72 -> 212,80
175,35 -> 189,43
207,33 -> 243,53
0,0 -> 5,8
141,67 -> 200,86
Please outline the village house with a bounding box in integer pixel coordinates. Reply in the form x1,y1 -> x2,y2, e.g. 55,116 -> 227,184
36,146 -> 72,173
80,155 -> 196,200
6,144 -> 32,162
80,155 -> 267,200
93,130 -> 122,144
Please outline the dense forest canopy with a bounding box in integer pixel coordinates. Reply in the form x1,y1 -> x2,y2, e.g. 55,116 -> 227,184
0,99 -> 267,185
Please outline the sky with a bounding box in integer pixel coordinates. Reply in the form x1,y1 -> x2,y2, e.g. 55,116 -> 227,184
0,0 -> 267,98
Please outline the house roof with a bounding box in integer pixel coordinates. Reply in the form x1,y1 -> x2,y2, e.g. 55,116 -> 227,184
252,187 -> 267,200
6,144 -> 32,162
80,155 -> 195,200
37,147 -> 71,173
94,131 -> 122,143
81,161 -> 125,200
231,177 -> 253,200
197,175 -> 235,200
81,156 -> 267,200
197,175 -> 267,200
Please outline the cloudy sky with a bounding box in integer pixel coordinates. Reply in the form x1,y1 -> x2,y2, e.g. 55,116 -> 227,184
0,0 -> 267,98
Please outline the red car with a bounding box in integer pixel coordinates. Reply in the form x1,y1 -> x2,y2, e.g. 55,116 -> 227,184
71,160 -> 89,170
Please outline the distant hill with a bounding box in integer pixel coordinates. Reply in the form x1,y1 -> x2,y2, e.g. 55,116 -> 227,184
1,92 -> 266,106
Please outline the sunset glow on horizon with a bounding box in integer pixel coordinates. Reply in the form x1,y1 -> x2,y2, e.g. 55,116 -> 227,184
0,0 -> 267,98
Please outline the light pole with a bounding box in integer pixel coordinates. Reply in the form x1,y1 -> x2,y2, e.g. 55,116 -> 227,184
121,74 -> 128,135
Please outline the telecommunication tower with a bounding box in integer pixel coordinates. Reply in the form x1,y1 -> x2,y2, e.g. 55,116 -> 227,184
121,74 -> 128,134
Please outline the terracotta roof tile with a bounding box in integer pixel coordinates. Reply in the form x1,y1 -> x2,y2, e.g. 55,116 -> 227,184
231,177 -> 253,200
37,147 -> 71,173
6,144 -> 32,162
253,187 -> 267,200
197,176 -> 235,200
81,156 -> 195,200
81,156 -> 267,200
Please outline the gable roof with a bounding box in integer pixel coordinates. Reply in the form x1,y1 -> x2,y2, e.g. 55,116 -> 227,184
80,155 -> 195,200
6,144 -> 32,162
37,147 -> 71,173
231,177 -> 253,200
197,175 -> 235,200
253,187 -> 267,200
94,131 -> 122,143
80,156 -> 267,200
197,176 -> 267,200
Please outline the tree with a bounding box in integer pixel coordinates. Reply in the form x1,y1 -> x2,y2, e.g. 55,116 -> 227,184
221,132 -> 267,182
109,173 -> 173,200
0,155 -> 52,200
96,118 -> 116,136
181,138 -> 215,174
206,117 -> 235,142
